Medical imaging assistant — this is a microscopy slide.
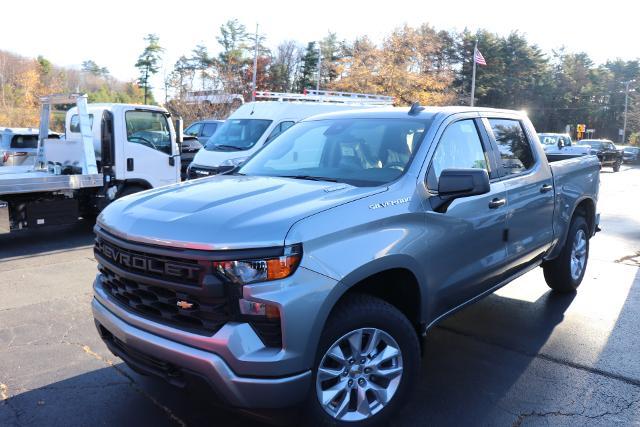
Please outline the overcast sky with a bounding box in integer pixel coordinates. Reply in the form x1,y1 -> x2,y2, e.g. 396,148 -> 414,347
2,0 -> 635,98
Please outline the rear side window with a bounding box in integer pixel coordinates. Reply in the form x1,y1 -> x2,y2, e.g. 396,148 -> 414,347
201,123 -> 218,138
10,135 -> 39,149
69,114 -> 94,133
488,119 -> 535,175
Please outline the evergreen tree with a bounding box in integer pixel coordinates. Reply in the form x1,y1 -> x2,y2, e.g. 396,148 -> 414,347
135,34 -> 164,104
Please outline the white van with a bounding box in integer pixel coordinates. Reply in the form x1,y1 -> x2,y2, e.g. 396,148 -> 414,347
186,90 -> 393,178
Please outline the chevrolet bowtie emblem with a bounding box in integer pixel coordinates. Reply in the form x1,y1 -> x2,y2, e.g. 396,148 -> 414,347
176,300 -> 194,310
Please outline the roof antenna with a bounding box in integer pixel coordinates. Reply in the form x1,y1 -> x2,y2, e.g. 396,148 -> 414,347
408,102 -> 424,116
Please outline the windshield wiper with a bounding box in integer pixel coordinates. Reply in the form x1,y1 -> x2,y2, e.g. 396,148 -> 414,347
277,175 -> 339,182
212,144 -> 244,151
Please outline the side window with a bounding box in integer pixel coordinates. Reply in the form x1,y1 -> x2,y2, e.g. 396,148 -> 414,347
184,123 -> 202,137
563,137 -> 572,146
265,121 -> 295,144
69,114 -> 94,133
488,119 -> 535,175
201,123 -> 218,138
428,119 -> 489,190
125,110 -> 172,155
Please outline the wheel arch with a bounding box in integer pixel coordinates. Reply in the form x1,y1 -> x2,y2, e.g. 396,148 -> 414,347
305,255 -> 426,366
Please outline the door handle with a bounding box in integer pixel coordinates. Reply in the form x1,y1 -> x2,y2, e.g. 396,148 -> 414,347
540,184 -> 553,193
126,158 -> 134,171
488,198 -> 506,209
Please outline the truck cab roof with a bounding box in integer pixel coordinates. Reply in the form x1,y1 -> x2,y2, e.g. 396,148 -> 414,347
301,106 -> 529,122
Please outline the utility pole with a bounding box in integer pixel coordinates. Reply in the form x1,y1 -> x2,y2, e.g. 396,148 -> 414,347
316,42 -> 322,92
622,79 -> 635,144
251,23 -> 259,102
470,40 -> 478,107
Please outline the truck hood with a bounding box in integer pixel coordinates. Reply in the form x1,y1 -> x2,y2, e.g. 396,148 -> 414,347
98,175 -> 385,250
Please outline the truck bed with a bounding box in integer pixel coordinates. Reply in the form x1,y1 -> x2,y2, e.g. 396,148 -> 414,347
0,170 -> 102,195
547,154 -> 600,258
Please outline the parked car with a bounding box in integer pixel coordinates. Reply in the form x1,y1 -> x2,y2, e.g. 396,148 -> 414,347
183,119 -> 224,143
0,128 -> 60,167
538,133 -> 590,159
93,106 -> 600,425
179,136 -> 203,180
581,139 -> 623,171
622,146 -> 640,164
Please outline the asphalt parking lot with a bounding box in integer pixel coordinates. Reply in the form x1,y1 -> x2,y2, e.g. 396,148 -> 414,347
1,165 -> 639,426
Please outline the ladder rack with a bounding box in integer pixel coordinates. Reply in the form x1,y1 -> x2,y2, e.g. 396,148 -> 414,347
254,90 -> 394,105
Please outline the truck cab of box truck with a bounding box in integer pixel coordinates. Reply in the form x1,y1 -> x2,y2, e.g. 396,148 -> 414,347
65,103 -> 181,192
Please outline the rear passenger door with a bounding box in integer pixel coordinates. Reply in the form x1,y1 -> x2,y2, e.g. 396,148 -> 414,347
484,118 -> 554,267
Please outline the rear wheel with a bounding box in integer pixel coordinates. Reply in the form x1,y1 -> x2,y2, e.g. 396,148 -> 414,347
543,215 -> 589,293
307,294 -> 420,426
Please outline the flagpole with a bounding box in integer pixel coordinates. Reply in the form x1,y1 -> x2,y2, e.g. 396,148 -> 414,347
470,39 -> 477,107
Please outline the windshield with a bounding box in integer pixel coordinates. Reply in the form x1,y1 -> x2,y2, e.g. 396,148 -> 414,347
538,135 -> 559,145
585,141 -> 604,149
204,119 -> 272,151
238,118 -> 432,187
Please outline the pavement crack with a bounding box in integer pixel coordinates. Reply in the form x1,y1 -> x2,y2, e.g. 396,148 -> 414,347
62,340 -> 187,427
438,325 -> 640,388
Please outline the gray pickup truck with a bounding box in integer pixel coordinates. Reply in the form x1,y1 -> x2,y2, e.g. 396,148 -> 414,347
92,106 -> 600,425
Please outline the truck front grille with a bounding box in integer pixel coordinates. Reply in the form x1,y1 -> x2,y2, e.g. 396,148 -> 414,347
98,265 -> 230,336
187,165 -> 233,179
94,229 -> 283,347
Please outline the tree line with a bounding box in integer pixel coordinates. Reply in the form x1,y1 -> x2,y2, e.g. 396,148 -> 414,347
0,20 -> 637,144
149,20 -> 638,143
0,50 -> 147,129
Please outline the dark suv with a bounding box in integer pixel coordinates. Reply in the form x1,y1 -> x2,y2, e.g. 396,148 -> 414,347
582,139 -> 623,171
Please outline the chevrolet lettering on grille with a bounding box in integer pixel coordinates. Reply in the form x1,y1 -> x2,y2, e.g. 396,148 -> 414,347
96,240 -> 201,280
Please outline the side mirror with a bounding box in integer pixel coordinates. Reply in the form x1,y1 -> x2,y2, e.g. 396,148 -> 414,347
558,139 -> 566,149
174,117 -> 184,154
431,168 -> 490,213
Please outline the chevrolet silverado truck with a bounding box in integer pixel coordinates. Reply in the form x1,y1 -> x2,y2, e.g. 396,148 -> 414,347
92,106 -> 600,425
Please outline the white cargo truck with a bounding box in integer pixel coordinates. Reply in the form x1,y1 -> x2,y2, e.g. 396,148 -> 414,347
0,93 -> 183,234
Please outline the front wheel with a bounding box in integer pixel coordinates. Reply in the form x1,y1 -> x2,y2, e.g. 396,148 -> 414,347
613,160 -> 621,172
543,215 -> 589,293
307,294 -> 420,426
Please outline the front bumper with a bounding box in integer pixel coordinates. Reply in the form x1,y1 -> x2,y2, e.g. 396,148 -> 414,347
93,297 -> 311,409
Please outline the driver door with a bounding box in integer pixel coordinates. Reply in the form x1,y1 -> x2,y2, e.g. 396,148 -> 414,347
122,108 -> 179,187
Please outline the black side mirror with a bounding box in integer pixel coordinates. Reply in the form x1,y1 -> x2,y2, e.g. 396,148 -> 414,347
431,168 -> 490,213
558,139 -> 565,149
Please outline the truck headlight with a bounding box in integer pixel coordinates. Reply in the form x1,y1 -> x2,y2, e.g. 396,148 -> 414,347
213,245 -> 302,285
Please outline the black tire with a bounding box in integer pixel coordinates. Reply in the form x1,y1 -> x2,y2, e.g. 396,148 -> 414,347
116,185 -> 147,199
543,215 -> 589,293
305,293 -> 420,426
613,160 -> 621,172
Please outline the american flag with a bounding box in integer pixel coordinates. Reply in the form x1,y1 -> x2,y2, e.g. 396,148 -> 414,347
474,48 -> 487,66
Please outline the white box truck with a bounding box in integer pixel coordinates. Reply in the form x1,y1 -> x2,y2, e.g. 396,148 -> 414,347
0,93 -> 183,234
